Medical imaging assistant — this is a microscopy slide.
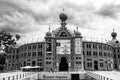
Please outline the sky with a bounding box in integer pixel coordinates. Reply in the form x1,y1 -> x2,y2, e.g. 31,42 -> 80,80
0,0 -> 120,45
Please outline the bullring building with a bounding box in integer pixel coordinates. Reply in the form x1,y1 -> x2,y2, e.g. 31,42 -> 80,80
5,12 -> 120,71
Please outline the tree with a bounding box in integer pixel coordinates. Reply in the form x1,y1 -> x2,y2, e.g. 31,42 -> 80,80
0,30 -> 20,71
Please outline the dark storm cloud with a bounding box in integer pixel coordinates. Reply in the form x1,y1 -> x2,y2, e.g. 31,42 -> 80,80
1,0 -> 49,22
32,13 -> 51,23
96,4 -> 120,18
0,0 -> 44,33
0,0 -> 28,15
0,25 -> 19,33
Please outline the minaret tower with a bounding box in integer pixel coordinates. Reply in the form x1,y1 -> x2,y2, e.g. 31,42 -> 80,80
74,26 -> 84,71
44,26 -> 54,71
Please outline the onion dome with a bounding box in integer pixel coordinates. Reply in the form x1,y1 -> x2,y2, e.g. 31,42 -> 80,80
108,29 -> 120,47
74,31 -> 81,37
46,27 -> 52,37
74,26 -> 82,37
46,31 -> 52,37
111,31 -> 117,39
74,30 -> 82,37
59,13 -> 68,22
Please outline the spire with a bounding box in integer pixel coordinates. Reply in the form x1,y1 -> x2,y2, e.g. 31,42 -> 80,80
49,25 -> 51,31
46,25 -> 52,37
63,8 -> 65,12
113,28 -> 115,32
76,26 -> 78,31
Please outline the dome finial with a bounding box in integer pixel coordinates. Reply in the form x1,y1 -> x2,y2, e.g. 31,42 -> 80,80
46,25 -> 52,37
63,8 -> 65,11
49,24 -> 51,31
113,28 -> 115,32
76,26 -> 78,31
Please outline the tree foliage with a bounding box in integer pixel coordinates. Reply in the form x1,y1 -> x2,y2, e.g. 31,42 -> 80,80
0,30 -> 20,71
0,30 -> 20,53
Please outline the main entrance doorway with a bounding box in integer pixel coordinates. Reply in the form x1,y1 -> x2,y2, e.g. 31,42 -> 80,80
94,61 -> 98,70
59,57 -> 68,71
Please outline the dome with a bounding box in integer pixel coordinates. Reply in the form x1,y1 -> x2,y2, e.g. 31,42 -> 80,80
108,30 -> 120,47
74,30 -> 81,37
111,31 -> 117,39
74,31 -> 81,35
59,13 -> 68,22
46,31 -> 52,37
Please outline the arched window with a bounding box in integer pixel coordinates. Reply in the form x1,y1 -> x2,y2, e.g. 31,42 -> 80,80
60,32 -> 67,37
32,61 -> 36,66
23,61 -> 26,66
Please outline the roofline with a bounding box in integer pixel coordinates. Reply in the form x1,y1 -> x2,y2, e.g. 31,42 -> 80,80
19,41 -> 45,48
83,41 -> 113,47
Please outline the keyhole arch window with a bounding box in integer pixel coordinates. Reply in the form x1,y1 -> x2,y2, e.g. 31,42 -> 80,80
60,32 -> 67,37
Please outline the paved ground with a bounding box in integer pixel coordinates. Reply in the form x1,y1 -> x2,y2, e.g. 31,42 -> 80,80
0,70 -> 120,80
0,70 -> 85,79
0,71 -> 24,79
91,71 -> 120,80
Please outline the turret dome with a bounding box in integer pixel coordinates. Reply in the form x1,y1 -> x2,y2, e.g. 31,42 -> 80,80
74,30 -> 82,37
46,31 -> 52,37
108,29 -> 120,47
74,31 -> 81,36
111,31 -> 117,39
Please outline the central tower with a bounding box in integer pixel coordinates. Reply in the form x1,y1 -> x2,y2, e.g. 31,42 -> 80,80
44,12 -> 84,71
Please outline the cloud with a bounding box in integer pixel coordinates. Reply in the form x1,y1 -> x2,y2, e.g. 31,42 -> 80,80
0,11 -> 41,33
0,0 -> 98,34
96,4 -> 120,18
0,0 -> 49,34
48,0 -> 96,29
0,0 -> 51,23
1,0 -> 120,43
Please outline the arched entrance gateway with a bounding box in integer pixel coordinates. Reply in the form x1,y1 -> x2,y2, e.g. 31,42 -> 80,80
59,57 -> 68,71
94,61 -> 98,70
